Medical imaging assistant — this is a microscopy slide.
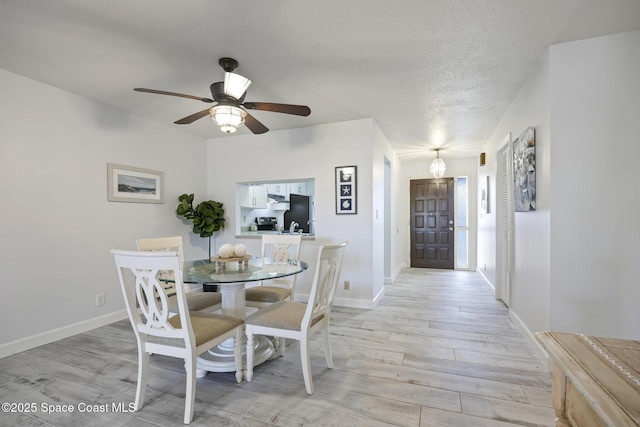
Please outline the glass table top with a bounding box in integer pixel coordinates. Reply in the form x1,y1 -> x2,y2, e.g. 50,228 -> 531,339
181,257 -> 308,284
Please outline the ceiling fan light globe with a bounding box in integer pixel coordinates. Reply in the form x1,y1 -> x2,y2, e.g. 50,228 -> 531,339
220,125 -> 237,133
210,105 -> 247,133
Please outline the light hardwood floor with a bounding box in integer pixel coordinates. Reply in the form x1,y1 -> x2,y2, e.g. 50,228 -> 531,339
0,268 -> 555,426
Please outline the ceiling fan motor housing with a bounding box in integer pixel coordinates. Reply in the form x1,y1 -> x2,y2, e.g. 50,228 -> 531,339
218,57 -> 239,73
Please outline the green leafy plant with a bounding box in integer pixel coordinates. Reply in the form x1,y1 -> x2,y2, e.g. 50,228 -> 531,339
176,194 -> 225,257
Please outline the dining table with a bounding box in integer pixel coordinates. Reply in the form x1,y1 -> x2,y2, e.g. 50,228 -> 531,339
177,256 -> 309,378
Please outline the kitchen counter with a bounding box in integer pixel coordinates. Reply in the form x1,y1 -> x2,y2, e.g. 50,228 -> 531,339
236,230 -> 315,240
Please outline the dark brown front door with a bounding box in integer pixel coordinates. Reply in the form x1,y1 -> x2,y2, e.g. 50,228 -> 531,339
410,178 -> 454,269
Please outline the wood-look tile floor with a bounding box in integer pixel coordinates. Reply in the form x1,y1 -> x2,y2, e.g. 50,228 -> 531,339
0,268 -> 555,426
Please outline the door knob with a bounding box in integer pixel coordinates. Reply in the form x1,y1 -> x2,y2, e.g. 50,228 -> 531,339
449,227 -> 454,231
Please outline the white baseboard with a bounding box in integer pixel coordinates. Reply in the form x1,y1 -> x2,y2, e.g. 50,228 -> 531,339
478,269 -> 495,292
372,285 -> 385,307
333,294 -> 379,309
296,287 -> 384,310
508,308 -> 551,370
393,262 -> 406,281
0,310 -> 128,360
473,270 -> 550,371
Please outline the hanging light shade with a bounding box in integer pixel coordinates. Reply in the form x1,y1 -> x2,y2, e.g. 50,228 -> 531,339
430,149 -> 446,178
210,105 -> 247,133
223,72 -> 252,99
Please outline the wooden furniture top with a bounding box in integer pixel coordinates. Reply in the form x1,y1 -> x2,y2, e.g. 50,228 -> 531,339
536,331 -> 640,426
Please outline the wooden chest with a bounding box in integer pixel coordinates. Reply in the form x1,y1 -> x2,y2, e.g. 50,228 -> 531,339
536,332 -> 640,427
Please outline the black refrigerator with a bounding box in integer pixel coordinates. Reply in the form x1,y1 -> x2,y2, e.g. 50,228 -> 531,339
283,194 -> 310,233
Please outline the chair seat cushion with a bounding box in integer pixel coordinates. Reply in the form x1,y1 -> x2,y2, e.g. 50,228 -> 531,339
167,312 -> 243,347
245,301 -> 324,331
167,291 -> 222,312
245,286 -> 291,303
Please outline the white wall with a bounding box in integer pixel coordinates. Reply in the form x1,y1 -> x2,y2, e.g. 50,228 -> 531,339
485,50 -> 552,339
0,69 -> 208,357
549,30 -> 640,339
206,118 -> 399,308
398,156 -> 479,271
477,30 -> 640,344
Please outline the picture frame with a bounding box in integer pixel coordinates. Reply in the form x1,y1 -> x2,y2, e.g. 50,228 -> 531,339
512,127 -> 536,212
335,165 -> 357,214
480,175 -> 489,215
107,163 -> 164,204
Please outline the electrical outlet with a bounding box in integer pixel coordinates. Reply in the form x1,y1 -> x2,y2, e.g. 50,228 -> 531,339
95,293 -> 105,306
343,280 -> 350,290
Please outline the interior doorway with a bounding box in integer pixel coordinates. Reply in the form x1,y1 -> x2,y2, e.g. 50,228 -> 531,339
410,178 -> 455,269
384,157 -> 392,283
496,134 -> 513,306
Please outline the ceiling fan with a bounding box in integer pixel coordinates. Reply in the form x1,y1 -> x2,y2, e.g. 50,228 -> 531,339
134,57 -> 311,135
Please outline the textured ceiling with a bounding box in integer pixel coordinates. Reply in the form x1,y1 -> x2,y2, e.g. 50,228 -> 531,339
1,0 -> 639,160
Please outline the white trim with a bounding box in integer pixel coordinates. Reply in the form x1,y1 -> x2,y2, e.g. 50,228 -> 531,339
478,269 -> 495,293
296,286 -> 385,310
0,310 -> 128,360
508,308 -> 551,371
393,262 -> 406,281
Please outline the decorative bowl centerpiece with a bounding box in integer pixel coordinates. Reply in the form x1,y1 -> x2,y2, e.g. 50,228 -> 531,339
211,243 -> 251,268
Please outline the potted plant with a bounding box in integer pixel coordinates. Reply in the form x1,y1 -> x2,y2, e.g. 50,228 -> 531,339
176,193 -> 225,258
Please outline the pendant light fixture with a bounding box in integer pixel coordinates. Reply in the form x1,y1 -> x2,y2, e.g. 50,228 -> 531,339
430,149 -> 446,178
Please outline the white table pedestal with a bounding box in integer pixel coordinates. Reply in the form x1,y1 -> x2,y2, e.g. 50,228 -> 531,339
195,282 -> 275,379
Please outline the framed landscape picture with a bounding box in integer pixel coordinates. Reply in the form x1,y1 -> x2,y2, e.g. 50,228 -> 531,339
107,163 -> 164,204
335,165 -> 357,214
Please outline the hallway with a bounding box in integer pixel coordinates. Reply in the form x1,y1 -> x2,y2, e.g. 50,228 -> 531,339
0,268 -> 555,426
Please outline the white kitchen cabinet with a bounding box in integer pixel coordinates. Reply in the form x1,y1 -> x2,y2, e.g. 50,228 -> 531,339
288,182 -> 307,195
240,184 -> 268,208
266,183 -> 287,196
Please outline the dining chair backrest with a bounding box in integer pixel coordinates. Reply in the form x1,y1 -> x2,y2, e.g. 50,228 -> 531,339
112,249 -> 192,345
260,233 -> 302,263
253,233 -> 303,299
136,236 -> 185,264
136,236 -> 223,314
136,236 -> 185,294
302,242 -> 347,329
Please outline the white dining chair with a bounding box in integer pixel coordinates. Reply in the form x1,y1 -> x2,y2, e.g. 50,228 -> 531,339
245,234 -> 302,308
111,249 -> 243,424
136,236 -> 222,313
245,242 -> 347,394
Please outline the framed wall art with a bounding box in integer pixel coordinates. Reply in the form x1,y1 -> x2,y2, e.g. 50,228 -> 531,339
480,175 -> 489,215
335,165 -> 357,214
107,163 -> 164,204
512,127 -> 536,212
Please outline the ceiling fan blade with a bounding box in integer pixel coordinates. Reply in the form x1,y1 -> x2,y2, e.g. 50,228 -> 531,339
243,102 -> 311,117
134,88 -> 213,103
174,109 -> 211,125
243,112 -> 269,134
